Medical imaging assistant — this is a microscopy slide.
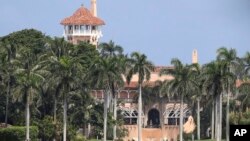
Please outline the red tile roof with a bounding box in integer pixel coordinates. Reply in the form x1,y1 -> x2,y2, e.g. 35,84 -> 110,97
60,6 -> 105,25
154,66 -> 174,72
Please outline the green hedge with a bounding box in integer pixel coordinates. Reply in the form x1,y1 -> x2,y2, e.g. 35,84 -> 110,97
0,126 -> 38,141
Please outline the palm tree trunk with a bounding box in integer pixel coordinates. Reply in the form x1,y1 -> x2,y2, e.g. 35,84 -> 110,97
5,79 -> 10,127
226,88 -> 230,141
113,92 -> 117,140
180,94 -> 184,141
160,97 -> 164,128
211,99 -> 215,140
215,94 -> 219,141
197,98 -> 200,140
107,90 -> 111,109
103,90 -> 108,141
53,97 -> 57,141
63,93 -> 67,141
138,84 -> 142,141
25,92 -> 30,141
54,98 -> 57,122
219,94 -> 222,141
109,93 -> 113,112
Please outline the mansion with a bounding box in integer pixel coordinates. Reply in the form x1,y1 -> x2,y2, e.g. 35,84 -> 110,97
60,1 -> 194,141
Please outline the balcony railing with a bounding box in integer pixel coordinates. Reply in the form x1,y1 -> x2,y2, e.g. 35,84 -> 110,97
64,29 -> 102,37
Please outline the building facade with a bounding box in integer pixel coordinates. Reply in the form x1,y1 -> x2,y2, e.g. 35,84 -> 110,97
92,67 -> 192,141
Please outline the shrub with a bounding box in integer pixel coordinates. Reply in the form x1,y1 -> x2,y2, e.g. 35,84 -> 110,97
0,126 -> 38,141
33,116 -> 55,140
72,133 -> 87,141
230,109 -> 250,125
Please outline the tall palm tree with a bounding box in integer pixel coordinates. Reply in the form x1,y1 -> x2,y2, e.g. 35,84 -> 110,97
98,41 -> 125,140
126,52 -> 154,141
217,47 -> 237,141
160,59 -> 197,141
13,45 -> 48,141
45,39 -> 91,141
89,57 -> 124,141
0,40 -> 16,127
111,55 -> 127,140
46,37 -> 69,124
189,63 -> 202,140
202,61 -> 233,141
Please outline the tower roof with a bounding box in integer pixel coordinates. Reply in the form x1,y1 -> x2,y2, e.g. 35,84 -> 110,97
60,6 -> 105,25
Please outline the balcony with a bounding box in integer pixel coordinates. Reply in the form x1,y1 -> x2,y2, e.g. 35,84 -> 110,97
63,29 -> 102,37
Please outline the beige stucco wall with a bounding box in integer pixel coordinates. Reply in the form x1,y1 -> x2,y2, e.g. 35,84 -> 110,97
123,125 -> 179,141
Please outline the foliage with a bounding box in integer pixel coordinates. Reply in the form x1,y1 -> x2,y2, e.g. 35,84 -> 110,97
0,126 -> 38,141
116,126 -> 128,140
34,116 -> 55,140
230,109 -> 250,125
72,133 -> 87,141
88,103 -> 127,140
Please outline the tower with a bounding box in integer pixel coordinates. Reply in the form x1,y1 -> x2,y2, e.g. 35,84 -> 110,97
192,49 -> 198,64
60,0 -> 105,46
91,0 -> 97,17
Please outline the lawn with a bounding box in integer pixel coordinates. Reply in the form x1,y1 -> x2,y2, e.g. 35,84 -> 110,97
88,139 -> 225,141
88,139 -> 112,141
196,139 -> 226,141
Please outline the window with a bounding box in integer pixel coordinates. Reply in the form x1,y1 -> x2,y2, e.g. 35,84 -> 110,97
68,25 -> 73,34
75,25 -> 79,30
86,25 -> 90,30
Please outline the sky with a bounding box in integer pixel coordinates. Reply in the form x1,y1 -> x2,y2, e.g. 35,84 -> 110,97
0,0 -> 250,66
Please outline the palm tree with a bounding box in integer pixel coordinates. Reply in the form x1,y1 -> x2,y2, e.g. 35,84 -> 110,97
68,87 -> 94,136
45,39 -> 92,141
189,63 -> 202,140
98,40 -> 123,58
98,41 -> 125,140
126,52 -> 154,141
160,59 -> 197,141
46,37 -> 69,124
202,61 -> 233,141
111,55 -> 127,140
0,40 -> 16,127
13,45 -> 47,141
89,57 -> 124,141
217,47 -> 237,141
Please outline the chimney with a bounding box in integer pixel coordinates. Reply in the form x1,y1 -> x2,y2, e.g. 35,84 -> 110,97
192,49 -> 198,64
90,0 -> 97,17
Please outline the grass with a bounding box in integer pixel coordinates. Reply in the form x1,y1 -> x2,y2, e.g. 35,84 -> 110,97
88,139 -> 226,141
87,139 -> 225,141
88,139 -> 112,141
195,139 -> 226,141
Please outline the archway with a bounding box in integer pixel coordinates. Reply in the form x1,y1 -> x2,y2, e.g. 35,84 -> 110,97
147,109 -> 160,128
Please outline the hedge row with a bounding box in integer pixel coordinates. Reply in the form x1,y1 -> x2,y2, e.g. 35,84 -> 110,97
0,126 -> 38,141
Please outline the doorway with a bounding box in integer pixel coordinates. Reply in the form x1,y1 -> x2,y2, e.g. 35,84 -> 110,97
147,109 -> 160,128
